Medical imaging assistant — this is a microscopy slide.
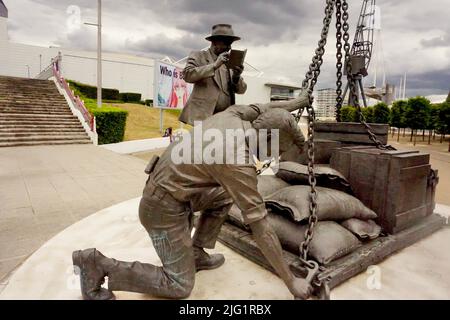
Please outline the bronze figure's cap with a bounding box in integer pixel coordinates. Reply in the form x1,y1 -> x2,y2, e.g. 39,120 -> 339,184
205,24 -> 241,42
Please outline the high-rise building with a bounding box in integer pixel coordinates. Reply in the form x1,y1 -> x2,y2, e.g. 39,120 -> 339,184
314,88 -> 337,119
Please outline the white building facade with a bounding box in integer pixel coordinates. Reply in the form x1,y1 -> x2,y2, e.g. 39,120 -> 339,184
0,3 -> 299,105
314,88 -> 337,120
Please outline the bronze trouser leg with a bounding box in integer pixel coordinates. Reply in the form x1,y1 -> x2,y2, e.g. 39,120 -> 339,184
107,194 -> 195,299
190,187 -> 233,249
192,203 -> 233,249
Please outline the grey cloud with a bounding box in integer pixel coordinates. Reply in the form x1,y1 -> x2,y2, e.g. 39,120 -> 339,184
421,33 -> 450,48
3,0 -> 450,96
402,69 -> 450,91
55,26 -> 98,51
123,33 -> 206,59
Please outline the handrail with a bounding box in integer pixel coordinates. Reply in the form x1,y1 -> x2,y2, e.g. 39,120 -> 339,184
50,55 -> 96,133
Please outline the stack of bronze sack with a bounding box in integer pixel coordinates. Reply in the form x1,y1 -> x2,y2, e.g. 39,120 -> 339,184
227,161 -> 382,265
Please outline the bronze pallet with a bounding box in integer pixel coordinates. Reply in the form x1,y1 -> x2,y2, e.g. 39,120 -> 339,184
218,214 -> 446,291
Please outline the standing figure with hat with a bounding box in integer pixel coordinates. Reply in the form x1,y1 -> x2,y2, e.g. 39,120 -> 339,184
179,24 -> 247,125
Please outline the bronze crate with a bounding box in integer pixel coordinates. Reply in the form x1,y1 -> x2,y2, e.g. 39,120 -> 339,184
330,146 -> 438,234
314,122 -> 389,145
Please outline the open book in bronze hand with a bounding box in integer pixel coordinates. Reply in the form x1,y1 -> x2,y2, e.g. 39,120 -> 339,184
225,49 -> 247,69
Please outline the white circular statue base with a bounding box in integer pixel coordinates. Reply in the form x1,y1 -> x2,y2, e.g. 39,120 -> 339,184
1,198 -> 449,300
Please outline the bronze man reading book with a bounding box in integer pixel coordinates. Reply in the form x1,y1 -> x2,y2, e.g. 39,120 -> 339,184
179,24 -> 248,125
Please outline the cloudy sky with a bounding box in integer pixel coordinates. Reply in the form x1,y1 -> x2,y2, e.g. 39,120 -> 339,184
3,0 -> 449,97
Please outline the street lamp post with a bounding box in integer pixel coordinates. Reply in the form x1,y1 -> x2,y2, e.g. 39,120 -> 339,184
85,0 -> 102,108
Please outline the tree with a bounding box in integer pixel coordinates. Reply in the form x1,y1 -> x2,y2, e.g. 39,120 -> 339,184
436,101 -> 450,151
429,104 -> 441,142
390,100 -> 407,141
404,96 -> 431,145
373,102 -> 390,124
340,106 -> 358,122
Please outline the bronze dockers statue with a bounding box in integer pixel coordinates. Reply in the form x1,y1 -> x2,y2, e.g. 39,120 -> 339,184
72,91 -> 313,300
179,24 -> 247,125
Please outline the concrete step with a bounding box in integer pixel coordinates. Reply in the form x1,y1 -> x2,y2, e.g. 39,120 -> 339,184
0,89 -> 61,94
0,118 -> 79,124
0,95 -> 66,100
0,120 -> 80,126
0,109 -> 72,115
0,139 -> 92,148
0,108 -> 72,115
0,123 -> 84,129
0,85 -> 58,91
0,104 -> 71,111
0,126 -> 85,132
0,131 -> 89,138
0,76 -> 56,83
0,113 -> 77,119
0,87 -> 60,93
0,120 -> 81,128
0,134 -> 90,143
0,88 -> 64,94
0,106 -> 71,111
0,97 -> 63,103
0,88 -> 63,93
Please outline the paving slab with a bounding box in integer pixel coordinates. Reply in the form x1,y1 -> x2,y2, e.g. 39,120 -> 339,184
0,144 -> 148,281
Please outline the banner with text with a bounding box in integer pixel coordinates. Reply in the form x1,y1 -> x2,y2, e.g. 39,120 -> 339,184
154,61 -> 193,109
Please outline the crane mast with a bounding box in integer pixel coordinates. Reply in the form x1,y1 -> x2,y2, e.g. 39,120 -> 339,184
343,0 -> 377,107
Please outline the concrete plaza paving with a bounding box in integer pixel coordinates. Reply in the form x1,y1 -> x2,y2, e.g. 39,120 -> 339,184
0,144 -> 148,284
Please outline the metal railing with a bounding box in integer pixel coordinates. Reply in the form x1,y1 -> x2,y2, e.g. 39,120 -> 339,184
41,54 -> 96,133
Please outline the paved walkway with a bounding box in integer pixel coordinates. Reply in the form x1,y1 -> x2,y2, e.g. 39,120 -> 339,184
0,144 -> 148,283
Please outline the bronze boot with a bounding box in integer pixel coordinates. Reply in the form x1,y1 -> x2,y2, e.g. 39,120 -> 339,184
194,246 -> 225,271
72,248 -> 116,300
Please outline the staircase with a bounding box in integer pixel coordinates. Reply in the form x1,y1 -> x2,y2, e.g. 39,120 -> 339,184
0,76 -> 91,147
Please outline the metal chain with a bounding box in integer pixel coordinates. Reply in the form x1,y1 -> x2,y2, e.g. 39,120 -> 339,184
341,1 -> 396,151
335,0 -> 343,122
298,0 -> 335,261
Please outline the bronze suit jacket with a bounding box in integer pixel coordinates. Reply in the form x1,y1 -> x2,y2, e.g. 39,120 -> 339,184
179,48 -> 247,125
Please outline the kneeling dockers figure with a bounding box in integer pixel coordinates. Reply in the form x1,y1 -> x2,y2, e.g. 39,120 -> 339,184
72,91 -> 312,300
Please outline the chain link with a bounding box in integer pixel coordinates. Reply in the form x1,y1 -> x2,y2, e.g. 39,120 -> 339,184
335,0 -> 343,122
298,0 -> 335,261
293,0 -> 396,294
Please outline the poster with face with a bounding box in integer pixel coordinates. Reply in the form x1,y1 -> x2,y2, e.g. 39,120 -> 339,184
154,61 -> 193,109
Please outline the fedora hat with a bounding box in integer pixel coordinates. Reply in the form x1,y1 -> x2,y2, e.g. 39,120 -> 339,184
205,24 -> 241,42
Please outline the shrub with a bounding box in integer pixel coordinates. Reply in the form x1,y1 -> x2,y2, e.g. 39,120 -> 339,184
85,103 -> 128,145
165,108 -> 182,117
67,80 -> 119,100
340,106 -> 358,122
119,92 -> 142,103
144,99 -> 153,106
360,106 -> 373,123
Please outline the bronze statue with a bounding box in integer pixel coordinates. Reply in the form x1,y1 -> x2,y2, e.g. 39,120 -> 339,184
72,91 -> 313,300
179,24 -> 247,125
